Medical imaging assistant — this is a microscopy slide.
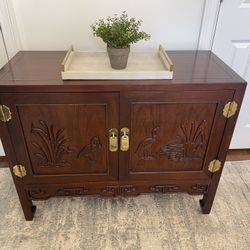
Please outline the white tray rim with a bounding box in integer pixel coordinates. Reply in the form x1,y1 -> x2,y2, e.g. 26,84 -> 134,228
61,45 -> 174,80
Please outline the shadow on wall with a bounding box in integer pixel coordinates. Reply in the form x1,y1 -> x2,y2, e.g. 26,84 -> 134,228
0,35 -> 8,69
0,29 -> 7,155
0,140 -> 5,156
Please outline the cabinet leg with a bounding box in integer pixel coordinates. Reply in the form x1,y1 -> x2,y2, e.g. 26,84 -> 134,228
21,201 -> 36,221
199,173 -> 222,214
200,194 -> 213,214
16,186 -> 36,221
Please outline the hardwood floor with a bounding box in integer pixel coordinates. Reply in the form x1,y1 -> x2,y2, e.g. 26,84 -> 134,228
226,149 -> 250,161
0,156 -> 8,168
0,150 -> 249,169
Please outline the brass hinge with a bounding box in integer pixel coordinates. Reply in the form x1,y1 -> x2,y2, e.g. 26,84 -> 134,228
13,165 -> 27,178
223,101 -> 238,118
208,160 -> 222,173
0,105 -> 11,122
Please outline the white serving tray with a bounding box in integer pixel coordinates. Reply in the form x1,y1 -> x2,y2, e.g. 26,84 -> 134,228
61,45 -> 174,80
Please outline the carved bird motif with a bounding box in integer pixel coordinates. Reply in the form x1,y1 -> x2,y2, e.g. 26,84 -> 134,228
135,127 -> 160,160
159,141 -> 184,161
159,120 -> 206,161
77,136 -> 102,164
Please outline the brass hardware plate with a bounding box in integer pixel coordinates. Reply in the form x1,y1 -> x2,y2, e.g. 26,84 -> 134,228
61,45 -> 74,72
223,101 -> 238,118
109,128 -> 118,152
159,45 -> 174,72
208,160 -> 222,173
13,165 -> 27,178
120,128 -> 130,151
0,105 -> 11,122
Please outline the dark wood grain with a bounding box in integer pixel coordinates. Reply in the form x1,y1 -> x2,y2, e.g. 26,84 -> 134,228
226,149 -> 250,161
200,88 -> 246,213
1,149 -> 249,169
0,113 -> 36,220
0,50 -> 246,220
0,51 -> 246,92
119,90 -> 234,181
0,93 -> 119,183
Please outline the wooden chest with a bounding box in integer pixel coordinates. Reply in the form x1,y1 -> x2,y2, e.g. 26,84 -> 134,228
0,51 -> 246,220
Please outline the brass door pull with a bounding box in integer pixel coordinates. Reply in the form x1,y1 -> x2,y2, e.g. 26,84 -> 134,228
120,128 -> 130,151
109,128 -> 118,152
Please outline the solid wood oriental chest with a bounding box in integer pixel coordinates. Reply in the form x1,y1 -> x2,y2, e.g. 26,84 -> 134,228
0,50 -> 246,220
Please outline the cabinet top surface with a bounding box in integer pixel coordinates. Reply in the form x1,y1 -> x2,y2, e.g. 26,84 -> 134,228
0,50 -> 246,91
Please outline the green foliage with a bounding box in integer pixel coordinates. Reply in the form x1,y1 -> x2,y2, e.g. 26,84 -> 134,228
91,11 -> 151,48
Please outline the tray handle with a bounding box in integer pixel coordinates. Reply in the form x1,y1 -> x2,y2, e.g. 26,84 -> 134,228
61,45 -> 74,72
158,45 -> 174,72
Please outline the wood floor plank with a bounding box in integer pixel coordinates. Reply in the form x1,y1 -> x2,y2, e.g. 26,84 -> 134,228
0,156 -> 8,168
226,149 -> 250,161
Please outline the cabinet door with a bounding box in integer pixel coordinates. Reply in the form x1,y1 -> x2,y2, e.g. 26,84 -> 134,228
2,93 -> 118,183
120,90 -> 234,181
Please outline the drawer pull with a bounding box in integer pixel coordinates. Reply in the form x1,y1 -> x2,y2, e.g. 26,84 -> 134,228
109,128 -> 118,152
120,128 -> 130,151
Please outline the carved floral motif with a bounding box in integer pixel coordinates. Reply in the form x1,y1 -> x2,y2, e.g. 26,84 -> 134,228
31,120 -> 73,167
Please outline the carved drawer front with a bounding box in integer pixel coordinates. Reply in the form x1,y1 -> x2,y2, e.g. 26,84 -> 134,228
1,93 -> 119,182
26,181 -> 209,200
119,90 -> 234,181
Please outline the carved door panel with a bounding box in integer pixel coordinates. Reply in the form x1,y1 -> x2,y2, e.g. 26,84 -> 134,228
120,90 -> 234,181
2,93 -> 118,183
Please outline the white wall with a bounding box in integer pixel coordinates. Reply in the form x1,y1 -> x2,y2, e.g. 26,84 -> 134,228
0,35 -> 7,68
0,0 -> 205,156
0,36 -> 7,156
12,0 -> 205,51
0,23 -> 7,156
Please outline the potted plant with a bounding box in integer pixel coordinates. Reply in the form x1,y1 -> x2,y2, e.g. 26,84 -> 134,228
91,11 -> 151,70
